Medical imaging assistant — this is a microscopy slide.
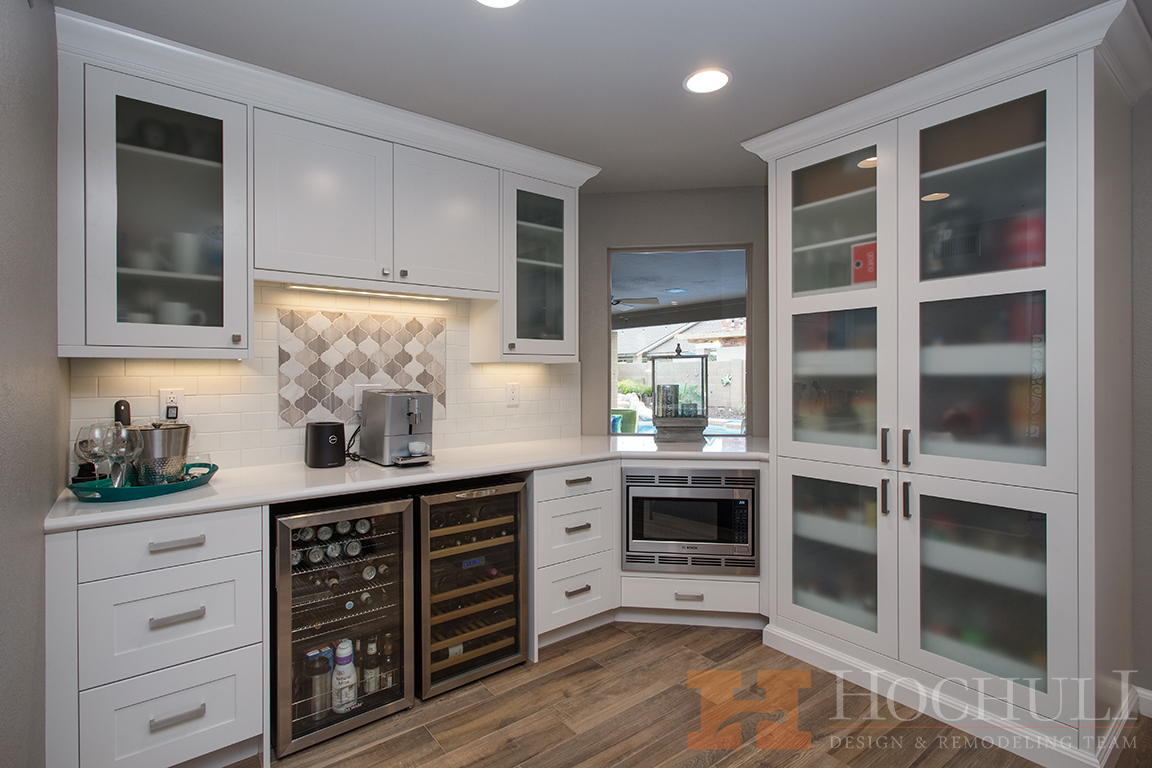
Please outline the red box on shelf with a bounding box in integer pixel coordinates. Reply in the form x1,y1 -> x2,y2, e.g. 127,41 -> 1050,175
852,242 -> 877,284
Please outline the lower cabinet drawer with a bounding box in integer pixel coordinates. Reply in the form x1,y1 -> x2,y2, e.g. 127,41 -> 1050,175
536,490 -> 616,568
535,550 -> 618,634
620,575 -> 759,614
79,644 -> 262,768
78,553 -> 262,690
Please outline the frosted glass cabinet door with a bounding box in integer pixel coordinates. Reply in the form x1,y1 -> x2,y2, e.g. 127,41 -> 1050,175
84,65 -> 248,351
501,173 -> 577,357
896,59 -> 1077,491
777,125 -> 898,467
896,475 -> 1078,724
776,458 -> 898,656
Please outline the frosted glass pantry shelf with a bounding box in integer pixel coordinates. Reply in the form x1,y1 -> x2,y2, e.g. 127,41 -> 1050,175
792,429 -> 875,449
794,588 -> 878,632
516,257 -> 563,269
793,511 -> 877,554
791,282 -> 875,299
116,142 -> 223,169
920,343 -> 1042,376
792,187 -> 877,250
516,220 -> 563,234
921,630 -> 1045,684
920,142 -> 1045,181
793,349 -> 877,376
116,267 -> 223,283
919,438 -> 1045,466
921,538 -> 1046,594
792,185 -> 876,213
793,232 -> 877,254
919,143 -> 1045,214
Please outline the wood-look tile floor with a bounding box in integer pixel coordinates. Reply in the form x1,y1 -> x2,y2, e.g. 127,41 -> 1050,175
271,622 -> 1152,768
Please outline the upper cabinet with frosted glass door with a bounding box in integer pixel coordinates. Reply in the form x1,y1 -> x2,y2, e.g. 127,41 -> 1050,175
61,65 -> 249,357
475,172 -> 578,360
776,125 -> 898,467
896,60 -> 1077,491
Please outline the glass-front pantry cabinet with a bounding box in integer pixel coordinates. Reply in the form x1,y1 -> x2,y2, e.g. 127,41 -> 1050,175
747,3 -> 1146,762
58,62 -> 250,357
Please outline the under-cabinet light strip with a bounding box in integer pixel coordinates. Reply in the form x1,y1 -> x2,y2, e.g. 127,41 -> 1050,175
286,285 -> 450,302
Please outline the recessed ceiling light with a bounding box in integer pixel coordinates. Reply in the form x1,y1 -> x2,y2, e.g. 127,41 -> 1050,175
683,68 -> 731,94
921,192 -> 950,202
857,156 -> 878,169
476,0 -> 520,6
663,288 -> 689,294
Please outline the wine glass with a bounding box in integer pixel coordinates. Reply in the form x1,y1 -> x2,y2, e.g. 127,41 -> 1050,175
106,424 -> 143,488
74,422 -> 114,481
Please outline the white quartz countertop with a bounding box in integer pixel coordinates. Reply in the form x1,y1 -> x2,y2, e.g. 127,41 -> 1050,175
46,435 -> 770,533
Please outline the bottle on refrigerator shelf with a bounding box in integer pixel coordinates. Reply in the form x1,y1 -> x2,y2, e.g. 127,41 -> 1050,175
382,632 -> 395,688
298,526 -> 316,542
354,637 -> 364,683
331,638 -> 359,714
306,546 -> 326,565
355,518 -> 373,535
317,525 -> 335,542
325,542 -> 342,561
362,635 -> 381,694
344,539 -> 363,558
336,520 -> 353,536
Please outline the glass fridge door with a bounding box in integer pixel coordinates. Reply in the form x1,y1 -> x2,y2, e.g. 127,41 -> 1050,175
420,480 -> 528,698
274,498 -> 414,757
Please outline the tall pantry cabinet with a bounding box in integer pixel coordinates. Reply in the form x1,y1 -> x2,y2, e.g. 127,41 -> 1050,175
744,1 -> 1150,765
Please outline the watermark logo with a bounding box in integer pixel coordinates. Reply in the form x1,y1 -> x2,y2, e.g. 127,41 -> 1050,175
687,669 -> 812,750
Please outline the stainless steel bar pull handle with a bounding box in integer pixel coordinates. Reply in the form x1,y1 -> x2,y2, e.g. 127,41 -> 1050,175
149,703 -> 206,733
902,429 -> 911,466
565,476 -> 593,487
675,592 -> 705,602
148,534 -> 206,553
565,584 -> 592,598
881,428 -> 890,464
565,522 -> 592,534
454,488 -> 498,500
149,605 -> 207,630
881,479 -> 890,515
902,481 -> 912,519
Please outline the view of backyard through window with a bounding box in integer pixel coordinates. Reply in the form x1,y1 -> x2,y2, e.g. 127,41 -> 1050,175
609,248 -> 748,436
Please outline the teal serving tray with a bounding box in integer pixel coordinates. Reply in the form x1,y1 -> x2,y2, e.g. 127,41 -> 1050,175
68,463 -> 218,503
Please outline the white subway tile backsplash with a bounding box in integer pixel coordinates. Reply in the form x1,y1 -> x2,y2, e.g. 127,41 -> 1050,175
67,285 -> 581,471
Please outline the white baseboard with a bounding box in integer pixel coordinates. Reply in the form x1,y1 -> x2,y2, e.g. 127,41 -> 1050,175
1138,685 -> 1152,717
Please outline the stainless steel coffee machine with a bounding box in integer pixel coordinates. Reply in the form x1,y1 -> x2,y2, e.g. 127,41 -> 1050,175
360,388 -> 434,466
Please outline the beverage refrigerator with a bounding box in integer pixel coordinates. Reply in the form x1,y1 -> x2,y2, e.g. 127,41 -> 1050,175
272,497 -> 415,758
419,479 -> 528,699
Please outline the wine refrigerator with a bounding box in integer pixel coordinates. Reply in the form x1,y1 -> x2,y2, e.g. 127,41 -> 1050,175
272,497 -> 415,757
419,479 -> 528,698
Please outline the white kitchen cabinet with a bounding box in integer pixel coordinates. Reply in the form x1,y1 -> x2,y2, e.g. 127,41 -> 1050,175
253,109 -> 394,282
747,3 -> 1148,763
776,458 -> 1078,722
46,507 -> 266,768
776,61 -> 1076,492
58,62 -> 250,357
620,575 -> 759,614
531,462 -> 619,638
393,145 -> 500,292
471,173 -> 579,362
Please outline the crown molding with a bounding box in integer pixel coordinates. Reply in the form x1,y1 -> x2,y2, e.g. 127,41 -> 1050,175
741,0 -> 1149,162
55,9 -> 600,188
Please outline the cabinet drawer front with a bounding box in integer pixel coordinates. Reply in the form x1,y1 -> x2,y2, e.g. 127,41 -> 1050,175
536,491 -> 614,568
620,576 -> 759,614
78,553 -> 262,690
79,644 -> 262,768
536,551 -> 617,634
534,462 -> 617,502
77,507 -> 261,582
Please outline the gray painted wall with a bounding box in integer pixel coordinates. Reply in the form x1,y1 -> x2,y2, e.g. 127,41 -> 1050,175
0,2 -> 66,767
1131,90 -> 1152,690
578,186 -> 769,436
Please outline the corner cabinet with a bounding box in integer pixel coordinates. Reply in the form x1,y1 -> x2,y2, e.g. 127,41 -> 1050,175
471,173 -> 579,362
747,3 -> 1150,766
58,61 -> 251,358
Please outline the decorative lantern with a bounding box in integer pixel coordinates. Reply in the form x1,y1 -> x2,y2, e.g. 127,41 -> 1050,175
650,344 -> 708,443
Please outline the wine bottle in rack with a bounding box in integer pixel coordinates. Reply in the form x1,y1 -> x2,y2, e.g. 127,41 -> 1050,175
316,525 -> 335,542
362,635 -> 380,694
343,539 -> 363,558
382,632 -> 395,688
336,520 -> 353,536
298,526 -> 317,542
354,518 -> 373,535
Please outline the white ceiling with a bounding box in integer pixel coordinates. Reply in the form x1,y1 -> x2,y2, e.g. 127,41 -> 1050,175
56,0 -> 1133,193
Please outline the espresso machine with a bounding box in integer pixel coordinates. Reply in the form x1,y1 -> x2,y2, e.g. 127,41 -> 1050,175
360,389 -> 434,466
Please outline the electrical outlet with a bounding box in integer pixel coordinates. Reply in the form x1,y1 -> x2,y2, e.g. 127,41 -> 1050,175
354,384 -> 378,413
158,388 -> 184,420
506,382 -> 520,407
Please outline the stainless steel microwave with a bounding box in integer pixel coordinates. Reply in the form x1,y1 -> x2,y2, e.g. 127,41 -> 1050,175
623,467 -> 758,576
